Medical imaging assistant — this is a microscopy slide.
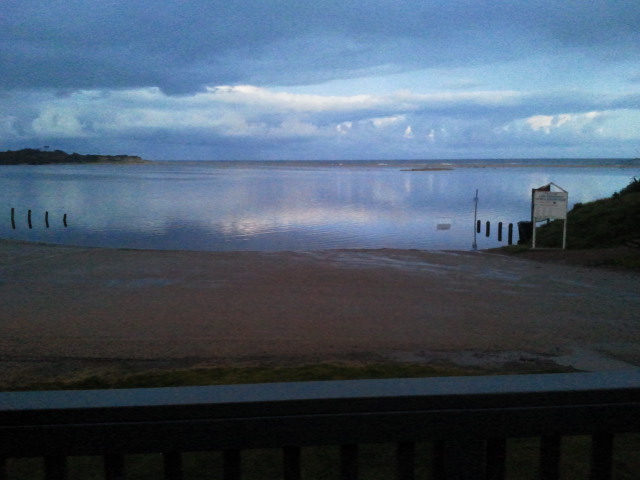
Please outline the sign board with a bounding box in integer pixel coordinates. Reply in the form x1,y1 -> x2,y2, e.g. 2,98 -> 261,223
531,183 -> 568,249
436,217 -> 452,230
533,191 -> 568,221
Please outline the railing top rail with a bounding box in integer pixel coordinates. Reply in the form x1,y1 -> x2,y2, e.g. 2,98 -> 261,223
1,371 -> 639,457
1,370 -> 639,422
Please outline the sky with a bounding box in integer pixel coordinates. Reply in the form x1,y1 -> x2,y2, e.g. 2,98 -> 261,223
1,0 -> 640,161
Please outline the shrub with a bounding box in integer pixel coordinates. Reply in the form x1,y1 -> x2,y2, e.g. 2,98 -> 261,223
618,176 -> 640,196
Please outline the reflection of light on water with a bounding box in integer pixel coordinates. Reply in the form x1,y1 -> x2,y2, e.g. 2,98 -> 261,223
216,206 -> 377,237
0,163 -> 634,251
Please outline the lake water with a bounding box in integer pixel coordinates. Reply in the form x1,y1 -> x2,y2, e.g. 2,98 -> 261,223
1,160 -> 638,251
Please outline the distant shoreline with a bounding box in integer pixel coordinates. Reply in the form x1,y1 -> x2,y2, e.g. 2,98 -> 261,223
138,158 -> 640,170
1,152 -> 637,169
408,162 -> 640,171
0,148 -> 148,165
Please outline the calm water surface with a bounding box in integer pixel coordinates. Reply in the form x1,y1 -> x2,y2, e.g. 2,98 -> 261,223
1,160 -> 637,251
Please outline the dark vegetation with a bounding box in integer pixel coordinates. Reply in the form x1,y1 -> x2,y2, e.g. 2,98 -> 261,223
535,176 -> 640,249
504,176 -> 640,270
0,148 -> 145,165
9,362 -> 571,392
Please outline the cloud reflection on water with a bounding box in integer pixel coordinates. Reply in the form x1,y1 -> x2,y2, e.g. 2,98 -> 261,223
0,162 -> 635,251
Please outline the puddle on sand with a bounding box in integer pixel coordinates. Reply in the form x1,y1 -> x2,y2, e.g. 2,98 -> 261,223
390,347 -> 639,372
104,278 -> 176,288
554,347 -> 639,371
307,251 -> 459,274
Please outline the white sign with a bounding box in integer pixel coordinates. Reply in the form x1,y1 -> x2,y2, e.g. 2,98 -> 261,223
436,217 -> 452,230
533,191 -> 568,221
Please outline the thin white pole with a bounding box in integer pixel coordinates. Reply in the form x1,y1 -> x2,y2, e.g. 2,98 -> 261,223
562,192 -> 568,249
531,188 -> 536,249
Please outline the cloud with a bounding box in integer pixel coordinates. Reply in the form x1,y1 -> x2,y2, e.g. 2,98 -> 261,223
1,1 -> 639,159
526,114 -> 573,134
3,1 -> 640,93
516,111 -> 604,136
1,85 -> 639,159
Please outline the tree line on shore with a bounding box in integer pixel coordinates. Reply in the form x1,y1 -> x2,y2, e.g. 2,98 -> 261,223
0,148 -> 145,165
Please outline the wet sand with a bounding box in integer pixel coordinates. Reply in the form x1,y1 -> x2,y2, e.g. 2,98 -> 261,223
1,240 -> 639,386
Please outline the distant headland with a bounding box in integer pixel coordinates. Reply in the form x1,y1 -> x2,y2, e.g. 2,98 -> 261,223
0,149 -> 147,165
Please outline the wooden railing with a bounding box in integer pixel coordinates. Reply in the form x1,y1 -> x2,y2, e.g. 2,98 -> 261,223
0,370 -> 639,479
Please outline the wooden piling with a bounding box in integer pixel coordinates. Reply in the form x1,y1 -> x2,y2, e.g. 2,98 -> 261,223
485,221 -> 490,237
476,220 -> 481,234
11,208 -> 15,229
63,213 -> 68,227
498,222 -> 503,242
45,211 -> 50,228
508,223 -> 513,245
28,209 -> 32,229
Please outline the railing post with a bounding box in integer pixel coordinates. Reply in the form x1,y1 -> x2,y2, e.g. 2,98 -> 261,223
440,438 -> 486,480
486,438 -> 506,480
163,452 -> 182,480
104,454 -> 125,480
223,449 -> 241,480
283,446 -> 301,480
432,441 -> 445,480
539,435 -> 561,480
44,456 -> 67,480
396,441 -> 415,480
341,444 -> 358,480
590,433 -> 614,480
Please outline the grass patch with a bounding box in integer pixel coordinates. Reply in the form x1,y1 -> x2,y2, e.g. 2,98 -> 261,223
12,362 -> 513,392
606,253 -> 640,270
499,244 -> 532,254
535,178 -> 640,249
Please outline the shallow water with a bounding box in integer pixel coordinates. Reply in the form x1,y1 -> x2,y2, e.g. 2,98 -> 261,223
0,160 -> 637,251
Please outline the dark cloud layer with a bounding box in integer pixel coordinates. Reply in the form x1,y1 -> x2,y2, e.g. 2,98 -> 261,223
1,1 -> 639,159
3,0 -> 640,93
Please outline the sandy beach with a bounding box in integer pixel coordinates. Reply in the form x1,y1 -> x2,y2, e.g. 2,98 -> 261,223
1,240 -> 639,386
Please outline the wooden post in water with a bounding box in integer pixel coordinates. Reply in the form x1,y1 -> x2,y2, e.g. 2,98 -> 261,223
508,223 -> 513,245
63,213 -> 68,227
45,211 -> 50,228
11,208 -> 16,229
485,221 -> 490,237
498,222 -> 503,242
27,209 -> 32,229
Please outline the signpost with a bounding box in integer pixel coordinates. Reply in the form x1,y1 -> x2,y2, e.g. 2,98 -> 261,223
531,183 -> 568,249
